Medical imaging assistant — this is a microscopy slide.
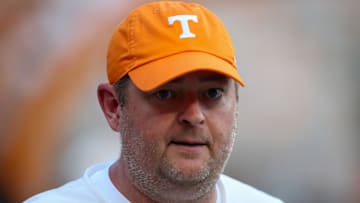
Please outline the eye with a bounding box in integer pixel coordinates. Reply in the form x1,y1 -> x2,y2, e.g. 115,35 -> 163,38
154,89 -> 175,100
204,88 -> 223,100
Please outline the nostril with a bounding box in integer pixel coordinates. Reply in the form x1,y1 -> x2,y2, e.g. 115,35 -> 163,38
181,119 -> 191,125
180,117 -> 205,126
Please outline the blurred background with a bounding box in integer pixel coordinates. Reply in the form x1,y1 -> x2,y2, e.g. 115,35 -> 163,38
0,0 -> 359,202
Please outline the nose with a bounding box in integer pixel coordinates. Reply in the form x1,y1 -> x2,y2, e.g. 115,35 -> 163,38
178,95 -> 205,127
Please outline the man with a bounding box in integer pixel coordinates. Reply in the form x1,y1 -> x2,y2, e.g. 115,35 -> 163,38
24,1 -> 284,202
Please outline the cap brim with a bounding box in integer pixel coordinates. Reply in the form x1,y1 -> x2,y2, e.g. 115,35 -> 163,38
128,51 -> 245,91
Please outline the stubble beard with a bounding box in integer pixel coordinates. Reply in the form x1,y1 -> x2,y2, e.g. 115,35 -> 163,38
119,111 -> 238,202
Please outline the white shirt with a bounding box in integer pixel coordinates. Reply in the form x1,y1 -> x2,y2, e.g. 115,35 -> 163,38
24,161 -> 284,203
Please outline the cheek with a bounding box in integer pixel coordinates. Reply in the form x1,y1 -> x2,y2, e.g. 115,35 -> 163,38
208,102 -> 237,144
120,110 -> 165,166
125,106 -> 176,148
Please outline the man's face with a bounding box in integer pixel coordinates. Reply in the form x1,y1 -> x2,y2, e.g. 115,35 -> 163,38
118,71 -> 238,201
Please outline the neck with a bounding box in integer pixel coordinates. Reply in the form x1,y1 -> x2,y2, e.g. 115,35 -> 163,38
109,159 -> 218,203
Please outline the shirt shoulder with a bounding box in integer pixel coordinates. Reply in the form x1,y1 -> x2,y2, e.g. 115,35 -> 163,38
23,178 -> 99,203
23,161 -> 115,203
218,174 -> 284,203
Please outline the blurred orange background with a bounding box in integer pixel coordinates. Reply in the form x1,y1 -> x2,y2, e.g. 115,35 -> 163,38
0,0 -> 359,203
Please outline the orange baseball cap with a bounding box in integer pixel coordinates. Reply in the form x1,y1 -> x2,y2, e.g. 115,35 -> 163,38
107,1 -> 245,91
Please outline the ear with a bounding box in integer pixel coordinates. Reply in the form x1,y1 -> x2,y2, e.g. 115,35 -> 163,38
97,83 -> 120,132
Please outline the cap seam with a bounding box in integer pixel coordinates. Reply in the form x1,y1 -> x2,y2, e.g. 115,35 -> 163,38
128,10 -> 137,71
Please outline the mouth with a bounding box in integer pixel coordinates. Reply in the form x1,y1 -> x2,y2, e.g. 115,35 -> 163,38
170,141 -> 207,147
169,136 -> 209,147
168,138 -> 210,157
168,140 -> 209,161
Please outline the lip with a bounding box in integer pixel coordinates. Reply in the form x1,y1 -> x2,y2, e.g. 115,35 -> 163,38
171,140 -> 207,146
170,136 -> 209,146
169,140 -> 208,153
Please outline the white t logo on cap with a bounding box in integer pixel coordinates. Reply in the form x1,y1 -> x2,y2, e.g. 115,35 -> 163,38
168,15 -> 198,39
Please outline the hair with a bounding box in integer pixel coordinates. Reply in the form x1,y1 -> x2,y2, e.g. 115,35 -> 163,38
113,74 -> 131,107
113,74 -> 239,107
235,82 -> 239,101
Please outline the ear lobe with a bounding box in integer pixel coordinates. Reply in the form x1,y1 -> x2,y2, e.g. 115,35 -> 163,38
97,83 -> 120,131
